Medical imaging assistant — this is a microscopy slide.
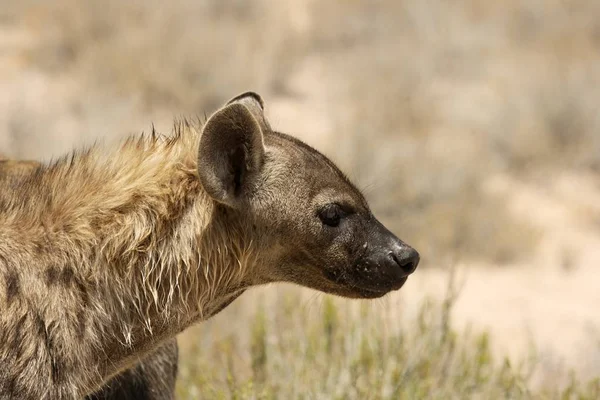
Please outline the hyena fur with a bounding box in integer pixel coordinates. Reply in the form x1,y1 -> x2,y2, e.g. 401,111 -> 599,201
0,159 -> 178,399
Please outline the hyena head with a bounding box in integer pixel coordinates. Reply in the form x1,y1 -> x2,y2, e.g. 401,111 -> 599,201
198,92 -> 419,299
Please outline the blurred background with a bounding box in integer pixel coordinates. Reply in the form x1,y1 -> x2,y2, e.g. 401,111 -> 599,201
1,0 -> 600,397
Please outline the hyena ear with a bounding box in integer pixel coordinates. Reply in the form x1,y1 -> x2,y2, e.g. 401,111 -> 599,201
198,92 -> 268,207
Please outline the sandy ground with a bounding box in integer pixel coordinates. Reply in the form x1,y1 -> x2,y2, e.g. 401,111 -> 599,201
1,17 -> 599,383
400,171 -> 600,381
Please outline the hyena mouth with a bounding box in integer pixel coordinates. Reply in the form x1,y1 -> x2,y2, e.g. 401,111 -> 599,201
353,276 -> 408,298
324,269 -> 408,298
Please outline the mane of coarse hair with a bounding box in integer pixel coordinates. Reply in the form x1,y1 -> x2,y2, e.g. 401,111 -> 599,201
0,116 -> 259,336
1,118 -> 202,214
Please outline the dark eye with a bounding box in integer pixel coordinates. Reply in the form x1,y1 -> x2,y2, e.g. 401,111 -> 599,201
318,204 -> 345,227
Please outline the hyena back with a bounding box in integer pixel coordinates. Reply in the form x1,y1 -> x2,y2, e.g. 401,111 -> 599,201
0,92 -> 419,398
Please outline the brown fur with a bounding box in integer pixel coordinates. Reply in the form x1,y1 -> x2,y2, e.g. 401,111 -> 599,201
0,157 -> 179,400
85,339 -> 178,400
0,92 -> 419,398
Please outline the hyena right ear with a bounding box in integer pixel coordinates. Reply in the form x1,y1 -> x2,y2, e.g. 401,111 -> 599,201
198,92 -> 268,207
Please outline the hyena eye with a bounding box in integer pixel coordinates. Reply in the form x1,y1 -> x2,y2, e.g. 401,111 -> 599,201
318,204 -> 345,227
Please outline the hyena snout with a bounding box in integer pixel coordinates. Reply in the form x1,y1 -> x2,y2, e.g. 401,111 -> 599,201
352,222 -> 420,295
362,240 -> 419,289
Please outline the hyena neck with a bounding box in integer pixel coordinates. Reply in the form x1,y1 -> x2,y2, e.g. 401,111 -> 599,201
0,124 -> 255,391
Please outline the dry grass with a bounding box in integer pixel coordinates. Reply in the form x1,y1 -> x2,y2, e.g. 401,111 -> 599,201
19,0 -> 306,112
175,283 -> 600,399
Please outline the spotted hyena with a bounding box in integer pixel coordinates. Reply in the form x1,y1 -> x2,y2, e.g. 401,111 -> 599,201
0,92 -> 419,398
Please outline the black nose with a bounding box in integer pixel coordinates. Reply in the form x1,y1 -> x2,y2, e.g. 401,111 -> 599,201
390,246 -> 420,275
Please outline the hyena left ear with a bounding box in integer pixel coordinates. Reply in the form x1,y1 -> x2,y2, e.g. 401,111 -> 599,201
198,92 -> 268,207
